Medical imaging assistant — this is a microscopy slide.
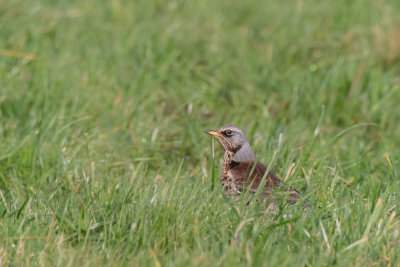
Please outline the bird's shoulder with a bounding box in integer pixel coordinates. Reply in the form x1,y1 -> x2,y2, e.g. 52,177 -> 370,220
229,160 -> 282,189
229,160 -> 301,203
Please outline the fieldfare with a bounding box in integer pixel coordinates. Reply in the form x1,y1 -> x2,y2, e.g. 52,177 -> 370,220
204,125 -> 302,205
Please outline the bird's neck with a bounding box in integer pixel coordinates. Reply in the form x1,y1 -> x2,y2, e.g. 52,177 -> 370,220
231,142 -> 256,162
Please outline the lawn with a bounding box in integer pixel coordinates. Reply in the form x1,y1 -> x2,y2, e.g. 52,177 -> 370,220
1,0 -> 400,266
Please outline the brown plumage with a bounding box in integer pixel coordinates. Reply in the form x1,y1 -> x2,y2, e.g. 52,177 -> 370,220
204,125 -> 302,205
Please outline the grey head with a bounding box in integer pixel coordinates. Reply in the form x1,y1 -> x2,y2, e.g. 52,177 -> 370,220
204,124 -> 256,162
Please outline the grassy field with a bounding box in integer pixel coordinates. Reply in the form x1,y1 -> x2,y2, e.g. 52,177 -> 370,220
1,0 -> 400,265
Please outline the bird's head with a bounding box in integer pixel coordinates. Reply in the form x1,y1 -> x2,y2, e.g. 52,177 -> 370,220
204,125 -> 249,154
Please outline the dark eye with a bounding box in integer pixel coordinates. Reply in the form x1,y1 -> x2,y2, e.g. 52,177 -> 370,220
225,130 -> 233,136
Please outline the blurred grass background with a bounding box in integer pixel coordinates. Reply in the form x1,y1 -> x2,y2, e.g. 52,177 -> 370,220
1,0 -> 400,265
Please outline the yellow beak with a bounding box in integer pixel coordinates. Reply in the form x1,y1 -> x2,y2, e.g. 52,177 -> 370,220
204,130 -> 222,137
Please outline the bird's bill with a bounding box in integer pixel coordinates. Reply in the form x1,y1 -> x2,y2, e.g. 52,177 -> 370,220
204,129 -> 222,137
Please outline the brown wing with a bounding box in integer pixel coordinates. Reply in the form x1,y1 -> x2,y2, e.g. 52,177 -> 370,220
230,160 -> 300,204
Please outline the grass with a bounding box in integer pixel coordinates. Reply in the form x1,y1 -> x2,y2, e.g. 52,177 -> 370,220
1,0 -> 400,265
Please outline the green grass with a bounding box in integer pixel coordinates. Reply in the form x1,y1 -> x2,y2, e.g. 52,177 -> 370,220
1,0 -> 400,265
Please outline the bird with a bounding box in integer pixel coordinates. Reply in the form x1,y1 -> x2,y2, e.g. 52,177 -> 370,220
204,124 -> 303,206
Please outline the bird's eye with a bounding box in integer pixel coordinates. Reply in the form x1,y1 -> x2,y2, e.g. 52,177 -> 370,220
225,130 -> 233,136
